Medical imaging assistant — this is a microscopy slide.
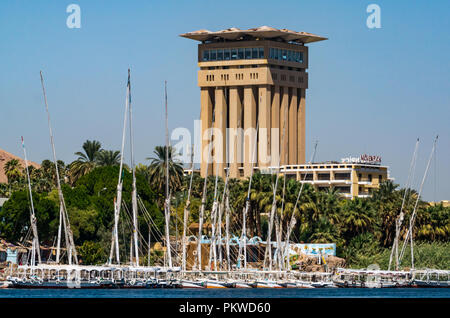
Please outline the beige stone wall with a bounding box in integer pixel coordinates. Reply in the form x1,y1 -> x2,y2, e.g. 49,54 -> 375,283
198,42 -> 309,178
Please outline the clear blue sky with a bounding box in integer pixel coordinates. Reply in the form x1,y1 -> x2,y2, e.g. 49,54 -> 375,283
0,0 -> 449,201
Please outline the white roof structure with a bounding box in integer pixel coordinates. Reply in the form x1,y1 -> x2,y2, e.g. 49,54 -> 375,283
180,26 -> 327,44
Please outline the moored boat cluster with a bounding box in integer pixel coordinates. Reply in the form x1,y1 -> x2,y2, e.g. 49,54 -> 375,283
4,265 -> 449,289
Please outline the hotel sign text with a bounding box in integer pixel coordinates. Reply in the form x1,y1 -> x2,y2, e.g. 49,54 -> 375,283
341,154 -> 382,165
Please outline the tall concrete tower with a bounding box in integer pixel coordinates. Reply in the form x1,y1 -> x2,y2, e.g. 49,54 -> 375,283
180,26 -> 326,178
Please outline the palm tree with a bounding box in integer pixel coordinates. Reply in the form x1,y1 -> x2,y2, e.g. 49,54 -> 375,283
96,150 -> 121,166
309,216 -> 339,243
371,180 -> 414,247
342,197 -> 378,239
147,146 -> 184,200
76,140 -> 102,162
298,186 -> 342,243
3,159 -> 23,184
416,203 -> 450,241
69,140 -> 102,184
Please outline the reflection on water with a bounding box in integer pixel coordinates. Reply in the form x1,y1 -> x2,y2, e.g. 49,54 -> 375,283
0,288 -> 449,298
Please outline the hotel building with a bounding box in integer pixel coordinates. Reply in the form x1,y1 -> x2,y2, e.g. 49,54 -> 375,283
180,26 -> 327,179
181,27 -> 390,198
281,161 -> 390,199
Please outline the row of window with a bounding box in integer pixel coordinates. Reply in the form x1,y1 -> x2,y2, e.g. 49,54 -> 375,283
269,48 -> 304,63
205,72 -> 305,83
201,47 -> 305,64
358,174 -> 383,183
272,73 -> 304,84
202,47 -> 265,61
205,72 -> 257,82
299,173 -> 383,183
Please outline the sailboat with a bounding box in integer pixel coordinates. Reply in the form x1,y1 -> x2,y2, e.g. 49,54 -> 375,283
5,137 -> 42,288
8,71 -> 80,288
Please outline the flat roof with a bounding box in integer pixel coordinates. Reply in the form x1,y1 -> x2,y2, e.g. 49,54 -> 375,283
180,26 -> 327,44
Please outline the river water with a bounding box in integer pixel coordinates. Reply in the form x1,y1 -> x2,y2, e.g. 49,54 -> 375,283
0,288 -> 449,298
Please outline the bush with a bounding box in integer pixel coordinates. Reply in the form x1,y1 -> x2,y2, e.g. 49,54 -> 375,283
78,241 -> 106,265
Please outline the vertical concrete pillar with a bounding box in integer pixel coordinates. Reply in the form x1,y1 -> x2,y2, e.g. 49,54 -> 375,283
351,169 -> 358,199
258,85 -> 271,170
271,86 -> 280,167
280,87 -> 289,166
200,87 -> 213,177
297,88 -> 306,164
288,88 -> 298,165
244,86 -> 257,177
214,87 -> 227,178
229,87 -> 242,178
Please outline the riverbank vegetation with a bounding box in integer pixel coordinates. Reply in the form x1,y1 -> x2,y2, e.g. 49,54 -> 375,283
0,140 -> 448,269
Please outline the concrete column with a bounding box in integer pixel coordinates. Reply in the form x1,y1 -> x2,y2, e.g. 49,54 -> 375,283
351,169 -> 358,198
297,88 -> 306,164
280,87 -> 289,166
288,88 -> 298,165
229,87 -> 242,178
271,86 -> 280,167
258,85 -> 271,170
214,87 -> 227,178
243,86 -> 257,177
200,87 -> 213,177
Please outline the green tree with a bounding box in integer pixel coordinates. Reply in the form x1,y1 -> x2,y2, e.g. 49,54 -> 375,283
147,146 -> 184,202
38,159 -> 67,190
416,203 -> 450,241
298,186 -> 342,243
0,190 -> 58,243
96,150 -> 121,166
4,159 -> 23,184
342,197 -> 378,240
78,241 -> 106,265
69,140 -> 102,184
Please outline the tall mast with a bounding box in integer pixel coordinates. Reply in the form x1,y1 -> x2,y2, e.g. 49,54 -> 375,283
388,138 -> 419,271
283,141 -> 318,269
399,135 -> 438,269
21,136 -> 41,265
208,165 -> 220,270
218,159 -> 231,268
263,96 -> 288,271
276,167 -> 287,270
182,145 -> 195,271
40,71 -> 78,265
225,189 -> 231,271
164,81 -> 172,268
129,69 -> 139,266
238,121 -> 259,270
220,94 -> 237,271
109,70 -> 130,265
197,110 -> 215,271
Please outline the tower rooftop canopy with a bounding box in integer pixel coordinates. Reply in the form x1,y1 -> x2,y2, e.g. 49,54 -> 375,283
180,26 -> 327,44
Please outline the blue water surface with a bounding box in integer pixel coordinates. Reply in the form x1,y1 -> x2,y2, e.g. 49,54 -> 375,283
0,288 -> 449,298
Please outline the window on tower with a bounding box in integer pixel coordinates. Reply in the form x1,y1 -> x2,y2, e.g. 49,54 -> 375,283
200,47 -> 267,62
252,48 -> 258,59
202,50 -> 209,61
267,48 -> 304,64
231,49 -> 237,60
224,49 -> 231,60
245,48 -> 252,59
259,47 -> 264,58
238,48 -> 244,59
217,49 -> 223,61
210,50 -> 217,61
